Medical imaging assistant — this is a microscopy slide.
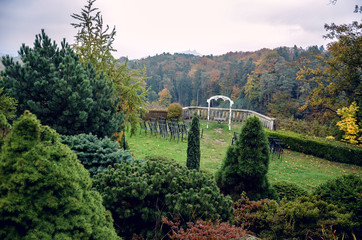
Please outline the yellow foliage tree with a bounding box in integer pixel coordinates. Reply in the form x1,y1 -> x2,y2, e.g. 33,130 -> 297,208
158,88 -> 172,107
336,102 -> 362,145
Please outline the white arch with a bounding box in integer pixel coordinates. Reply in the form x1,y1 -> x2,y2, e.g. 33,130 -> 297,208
207,95 -> 234,130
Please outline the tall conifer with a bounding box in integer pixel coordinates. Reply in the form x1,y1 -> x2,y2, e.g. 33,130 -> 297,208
215,116 -> 277,201
187,113 -> 200,171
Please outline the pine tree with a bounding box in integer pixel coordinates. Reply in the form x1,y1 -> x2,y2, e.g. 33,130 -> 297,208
0,111 -> 119,239
187,113 -> 201,171
215,116 -> 277,201
0,30 -> 122,137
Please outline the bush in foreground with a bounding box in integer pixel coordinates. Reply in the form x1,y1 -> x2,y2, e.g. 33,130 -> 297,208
314,174 -> 362,237
0,111 -> 119,240
233,194 -> 356,240
61,133 -> 135,176
162,217 -> 246,240
93,155 -> 232,239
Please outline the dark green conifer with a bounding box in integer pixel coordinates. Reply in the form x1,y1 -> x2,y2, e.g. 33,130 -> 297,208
0,30 -> 122,138
0,111 -> 119,239
186,113 -> 200,171
215,115 -> 277,201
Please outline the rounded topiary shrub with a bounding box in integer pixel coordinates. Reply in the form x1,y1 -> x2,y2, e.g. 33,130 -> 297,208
272,181 -> 308,201
0,111 -> 119,240
61,133 -> 135,176
93,155 -> 233,239
314,174 -> 362,237
167,102 -> 183,119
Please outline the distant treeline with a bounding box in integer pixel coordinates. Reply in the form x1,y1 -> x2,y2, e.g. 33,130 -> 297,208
128,45 -> 326,120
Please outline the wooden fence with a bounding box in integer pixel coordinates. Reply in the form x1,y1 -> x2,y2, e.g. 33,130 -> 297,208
182,106 -> 276,130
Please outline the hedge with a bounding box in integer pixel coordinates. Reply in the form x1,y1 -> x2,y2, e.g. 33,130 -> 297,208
266,130 -> 362,166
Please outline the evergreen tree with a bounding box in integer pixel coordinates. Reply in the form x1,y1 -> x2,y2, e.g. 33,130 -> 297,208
0,111 -> 119,240
215,116 -> 277,201
187,113 -> 201,171
0,30 -> 122,137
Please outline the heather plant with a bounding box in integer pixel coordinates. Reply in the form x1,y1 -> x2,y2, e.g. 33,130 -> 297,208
167,102 -> 183,119
162,217 -> 246,240
186,113 -> 200,171
0,111 -> 119,240
215,115 -> 277,201
61,133 -> 135,176
93,155 -> 233,239
314,174 -> 362,237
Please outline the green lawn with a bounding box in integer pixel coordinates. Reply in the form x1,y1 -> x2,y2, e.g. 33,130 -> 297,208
126,121 -> 362,192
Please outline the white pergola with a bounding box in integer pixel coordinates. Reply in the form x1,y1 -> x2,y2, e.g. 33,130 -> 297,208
207,95 -> 234,130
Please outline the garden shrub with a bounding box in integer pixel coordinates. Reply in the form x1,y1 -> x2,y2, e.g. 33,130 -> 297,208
186,113 -> 200,171
233,194 -> 356,240
272,181 -> 308,201
93,155 -> 233,239
314,174 -> 362,237
162,217 -> 246,240
61,133 -> 135,176
0,111 -> 119,240
266,129 -> 362,166
167,102 -> 183,119
216,116 -> 278,201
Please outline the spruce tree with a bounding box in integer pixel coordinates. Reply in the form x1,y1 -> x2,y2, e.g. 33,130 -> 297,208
0,111 -> 119,239
215,116 -> 277,201
186,113 -> 200,171
0,30 -> 122,138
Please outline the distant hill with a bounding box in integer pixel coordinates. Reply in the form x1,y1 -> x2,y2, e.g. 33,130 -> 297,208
128,45 -> 325,120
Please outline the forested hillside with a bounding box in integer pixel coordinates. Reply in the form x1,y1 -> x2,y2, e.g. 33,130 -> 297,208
128,45 -> 326,120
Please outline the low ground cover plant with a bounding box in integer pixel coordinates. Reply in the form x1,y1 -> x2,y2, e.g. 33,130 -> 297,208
314,174 -> 362,237
93,155 -> 232,239
272,181 -> 308,201
232,194 -> 356,240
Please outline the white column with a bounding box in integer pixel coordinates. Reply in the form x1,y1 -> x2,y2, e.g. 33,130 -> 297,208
207,100 -> 210,128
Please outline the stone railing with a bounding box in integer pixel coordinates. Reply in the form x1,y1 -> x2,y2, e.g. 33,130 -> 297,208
182,106 -> 276,130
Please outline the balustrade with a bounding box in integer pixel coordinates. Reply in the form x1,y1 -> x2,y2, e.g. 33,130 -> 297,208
182,106 -> 276,130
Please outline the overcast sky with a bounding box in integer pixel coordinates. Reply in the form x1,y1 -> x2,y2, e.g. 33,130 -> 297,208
0,0 -> 360,59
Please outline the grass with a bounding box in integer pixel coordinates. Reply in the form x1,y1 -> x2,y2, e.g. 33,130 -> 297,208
126,121 -> 362,192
